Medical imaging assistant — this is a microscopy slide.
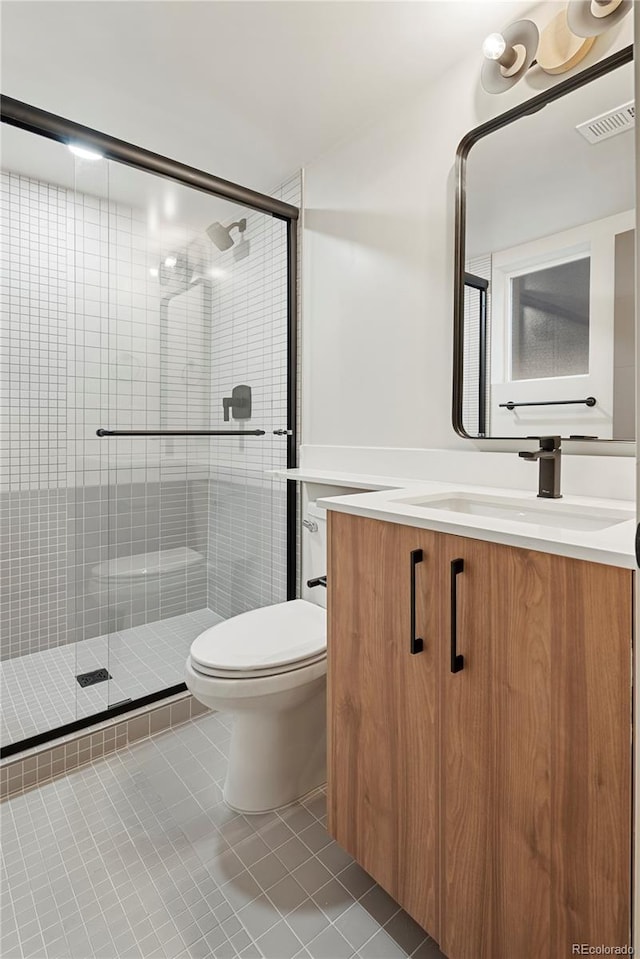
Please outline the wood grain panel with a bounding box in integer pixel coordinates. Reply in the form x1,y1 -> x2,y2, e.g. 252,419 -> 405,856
439,536 -> 503,959
327,511 -> 440,936
548,556 -> 632,953
439,535 -> 632,959
327,514 -> 631,959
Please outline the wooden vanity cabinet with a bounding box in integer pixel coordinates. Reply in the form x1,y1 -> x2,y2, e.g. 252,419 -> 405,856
327,511 -> 632,959
326,514 -> 441,936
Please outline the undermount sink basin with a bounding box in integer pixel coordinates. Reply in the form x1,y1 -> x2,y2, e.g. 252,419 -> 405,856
395,492 -> 633,532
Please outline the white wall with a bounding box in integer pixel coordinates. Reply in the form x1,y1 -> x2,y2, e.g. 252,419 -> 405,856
302,1 -> 634,458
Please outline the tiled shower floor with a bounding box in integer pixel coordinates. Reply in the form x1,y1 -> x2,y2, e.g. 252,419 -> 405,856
0,712 -> 445,959
1,609 -> 222,748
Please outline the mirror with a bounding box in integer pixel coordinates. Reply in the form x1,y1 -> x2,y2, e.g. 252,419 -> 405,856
454,49 -> 635,442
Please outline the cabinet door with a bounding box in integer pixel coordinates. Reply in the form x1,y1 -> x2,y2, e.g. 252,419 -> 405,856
327,512 -> 440,936
440,535 -> 632,959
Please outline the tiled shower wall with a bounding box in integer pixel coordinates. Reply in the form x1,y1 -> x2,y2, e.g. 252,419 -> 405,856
0,171 -> 210,660
0,176 -> 69,659
1,166 -> 300,663
207,173 -> 300,619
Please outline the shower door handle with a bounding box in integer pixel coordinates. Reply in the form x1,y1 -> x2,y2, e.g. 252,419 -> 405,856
273,429 -> 293,436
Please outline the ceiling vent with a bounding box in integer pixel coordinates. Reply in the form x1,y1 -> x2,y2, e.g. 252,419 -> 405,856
576,101 -> 635,144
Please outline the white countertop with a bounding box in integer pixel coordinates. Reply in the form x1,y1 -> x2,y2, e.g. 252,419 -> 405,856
277,469 -> 636,569
276,467 -> 412,490
320,483 -> 636,569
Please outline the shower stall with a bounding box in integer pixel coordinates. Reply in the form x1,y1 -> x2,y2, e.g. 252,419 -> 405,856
0,98 -> 299,757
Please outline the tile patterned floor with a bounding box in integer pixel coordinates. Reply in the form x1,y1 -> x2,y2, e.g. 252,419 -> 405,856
1,609 -> 222,747
0,712 -> 445,959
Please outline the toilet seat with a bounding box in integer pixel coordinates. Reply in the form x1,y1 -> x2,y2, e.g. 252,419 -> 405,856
189,599 -> 326,679
190,650 -> 326,680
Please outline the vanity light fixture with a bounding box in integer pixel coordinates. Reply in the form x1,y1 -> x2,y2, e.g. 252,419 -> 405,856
567,0 -> 632,38
481,20 -> 539,94
68,143 -> 103,161
536,6 -> 595,75
481,0 -> 629,94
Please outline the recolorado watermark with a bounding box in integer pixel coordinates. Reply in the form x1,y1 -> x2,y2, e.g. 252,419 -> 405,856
572,947 -> 633,956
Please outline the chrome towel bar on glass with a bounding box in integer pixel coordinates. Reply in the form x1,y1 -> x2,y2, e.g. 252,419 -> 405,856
499,397 -> 596,411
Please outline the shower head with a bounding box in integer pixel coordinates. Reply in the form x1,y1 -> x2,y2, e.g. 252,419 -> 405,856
206,218 -> 247,252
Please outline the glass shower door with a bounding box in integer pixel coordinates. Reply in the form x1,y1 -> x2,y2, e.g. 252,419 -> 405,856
0,107 -> 296,754
97,161 -> 291,712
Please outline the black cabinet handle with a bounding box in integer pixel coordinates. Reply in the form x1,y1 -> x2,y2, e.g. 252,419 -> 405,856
450,558 -> 464,673
410,549 -> 424,655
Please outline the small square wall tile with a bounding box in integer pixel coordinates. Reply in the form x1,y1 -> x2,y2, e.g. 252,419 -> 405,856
150,705 -> 171,736
127,714 -> 149,744
190,698 -> 209,719
22,765 -> 38,790
170,699 -> 190,727
7,767 -> 22,796
65,742 -> 78,770
37,753 -> 52,780
90,732 -> 104,760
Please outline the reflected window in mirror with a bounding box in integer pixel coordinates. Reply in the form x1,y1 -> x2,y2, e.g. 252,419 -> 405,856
511,257 -> 590,381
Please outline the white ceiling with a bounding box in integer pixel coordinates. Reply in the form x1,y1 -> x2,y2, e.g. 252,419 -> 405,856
1,0 -> 536,195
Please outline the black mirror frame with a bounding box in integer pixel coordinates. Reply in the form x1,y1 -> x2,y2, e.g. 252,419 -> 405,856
452,44 -> 634,441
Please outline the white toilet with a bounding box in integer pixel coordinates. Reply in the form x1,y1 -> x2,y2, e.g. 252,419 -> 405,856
89,547 -> 206,629
185,503 -> 328,814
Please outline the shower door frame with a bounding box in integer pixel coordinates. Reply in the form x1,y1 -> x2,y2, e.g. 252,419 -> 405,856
0,95 -> 299,758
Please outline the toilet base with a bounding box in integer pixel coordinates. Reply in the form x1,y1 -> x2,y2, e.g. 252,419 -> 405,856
223,679 -> 326,814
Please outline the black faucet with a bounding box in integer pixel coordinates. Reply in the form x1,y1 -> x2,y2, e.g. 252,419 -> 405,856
518,436 -> 562,499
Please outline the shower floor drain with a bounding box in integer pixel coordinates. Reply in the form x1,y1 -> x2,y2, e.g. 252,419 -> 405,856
76,668 -> 112,688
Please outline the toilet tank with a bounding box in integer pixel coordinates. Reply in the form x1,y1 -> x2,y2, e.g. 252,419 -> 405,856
303,501 -> 327,610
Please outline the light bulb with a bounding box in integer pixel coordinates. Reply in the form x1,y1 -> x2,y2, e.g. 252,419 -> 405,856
164,255 -> 177,269
149,267 -> 159,278
482,32 -> 507,61
68,143 -> 103,161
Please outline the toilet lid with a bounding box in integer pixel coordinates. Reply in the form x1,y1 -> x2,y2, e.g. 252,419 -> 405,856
189,600 -> 326,676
